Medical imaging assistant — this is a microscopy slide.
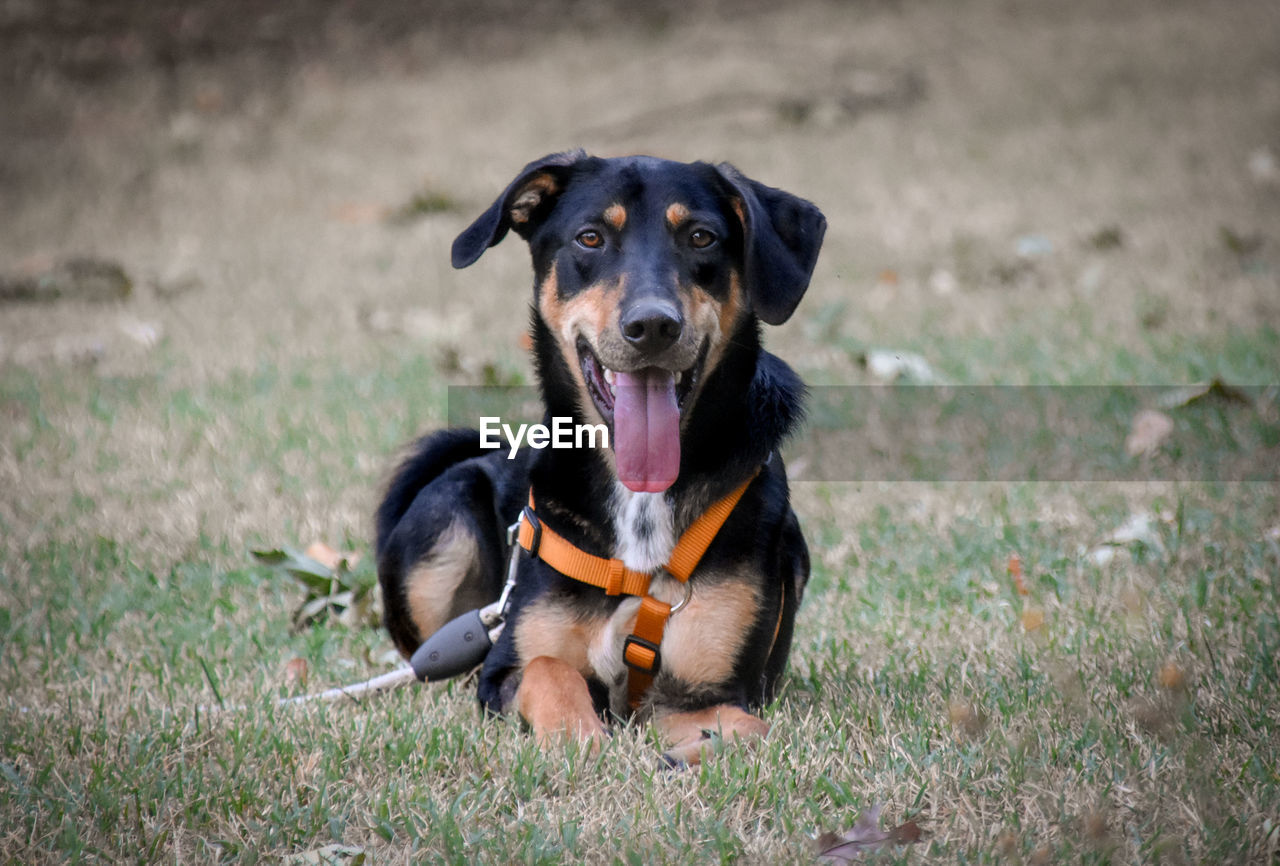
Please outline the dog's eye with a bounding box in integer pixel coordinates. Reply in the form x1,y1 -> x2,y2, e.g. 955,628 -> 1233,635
689,229 -> 717,249
576,230 -> 604,249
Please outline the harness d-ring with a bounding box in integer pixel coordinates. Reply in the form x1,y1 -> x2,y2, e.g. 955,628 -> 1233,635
660,568 -> 694,614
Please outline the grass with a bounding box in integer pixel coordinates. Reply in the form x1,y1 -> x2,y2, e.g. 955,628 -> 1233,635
3,325 -> 1279,863
4,0 -> 1280,861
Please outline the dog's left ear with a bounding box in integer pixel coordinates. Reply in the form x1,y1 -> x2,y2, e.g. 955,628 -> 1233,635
715,164 -> 827,326
452,149 -> 588,269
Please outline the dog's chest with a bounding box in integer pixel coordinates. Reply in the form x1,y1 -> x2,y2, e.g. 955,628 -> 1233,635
610,486 -> 676,572
524,488 -> 755,717
568,487 -> 675,714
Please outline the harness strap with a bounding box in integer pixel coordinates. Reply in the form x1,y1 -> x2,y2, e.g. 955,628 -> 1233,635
516,508 -> 652,596
624,595 -> 673,708
517,471 -> 758,709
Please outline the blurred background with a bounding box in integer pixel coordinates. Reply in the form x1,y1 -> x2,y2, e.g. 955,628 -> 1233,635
4,0 -> 1278,563
5,0 -> 1278,551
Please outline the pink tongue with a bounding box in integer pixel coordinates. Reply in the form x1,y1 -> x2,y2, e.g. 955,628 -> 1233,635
612,368 -> 681,493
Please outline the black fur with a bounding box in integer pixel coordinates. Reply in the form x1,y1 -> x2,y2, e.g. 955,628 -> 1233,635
377,152 -> 824,726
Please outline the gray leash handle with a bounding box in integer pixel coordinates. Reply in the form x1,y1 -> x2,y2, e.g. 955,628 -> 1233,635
408,607 -> 497,681
407,517 -> 523,682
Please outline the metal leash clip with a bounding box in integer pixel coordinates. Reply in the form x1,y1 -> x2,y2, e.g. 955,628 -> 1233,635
408,515 -> 524,682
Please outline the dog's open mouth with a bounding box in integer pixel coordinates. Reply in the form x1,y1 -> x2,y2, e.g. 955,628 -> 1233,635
578,337 -> 706,493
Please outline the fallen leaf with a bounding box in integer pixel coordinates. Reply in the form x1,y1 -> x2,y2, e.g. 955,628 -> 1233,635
282,845 -> 365,866
1157,378 -> 1255,410
889,820 -> 923,844
293,595 -> 340,631
1008,552 -> 1028,596
1088,512 -> 1166,565
305,541 -> 359,573
815,803 -> 926,862
861,349 -> 936,383
284,657 -> 309,689
1021,608 -> 1045,632
252,547 -> 337,593
1125,409 -> 1174,457
948,700 -> 988,737
1157,660 -> 1187,691
252,544 -> 379,631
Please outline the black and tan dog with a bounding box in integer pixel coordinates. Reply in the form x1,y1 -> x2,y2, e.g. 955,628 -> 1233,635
375,150 -> 825,764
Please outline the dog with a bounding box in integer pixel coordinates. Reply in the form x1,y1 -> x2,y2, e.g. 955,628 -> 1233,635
375,150 -> 825,765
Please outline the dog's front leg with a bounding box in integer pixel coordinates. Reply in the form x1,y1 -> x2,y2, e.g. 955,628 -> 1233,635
655,704 -> 770,767
515,655 -> 609,750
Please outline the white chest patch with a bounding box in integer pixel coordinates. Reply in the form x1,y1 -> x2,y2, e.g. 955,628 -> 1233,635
610,485 -> 676,572
594,486 -> 681,714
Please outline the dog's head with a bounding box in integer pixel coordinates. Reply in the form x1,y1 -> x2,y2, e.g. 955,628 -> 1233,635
452,151 -> 826,493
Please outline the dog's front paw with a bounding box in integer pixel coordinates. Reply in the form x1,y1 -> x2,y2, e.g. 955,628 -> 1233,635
516,655 -> 609,752
655,705 -> 769,767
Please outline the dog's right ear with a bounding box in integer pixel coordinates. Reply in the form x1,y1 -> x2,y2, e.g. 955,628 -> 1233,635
451,150 -> 587,269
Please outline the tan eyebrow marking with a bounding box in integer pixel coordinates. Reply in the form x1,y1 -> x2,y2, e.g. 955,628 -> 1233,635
665,202 -> 690,228
603,203 -> 627,230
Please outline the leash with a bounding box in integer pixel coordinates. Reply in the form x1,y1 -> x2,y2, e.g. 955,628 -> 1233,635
270,472 -> 760,711
517,472 -> 758,709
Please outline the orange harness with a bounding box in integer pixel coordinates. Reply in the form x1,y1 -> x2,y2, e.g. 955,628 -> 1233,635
516,473 -> 757,709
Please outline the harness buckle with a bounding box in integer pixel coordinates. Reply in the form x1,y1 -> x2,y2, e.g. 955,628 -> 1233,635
623,634 -> 661,674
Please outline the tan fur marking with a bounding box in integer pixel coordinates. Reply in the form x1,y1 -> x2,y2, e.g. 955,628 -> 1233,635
718,271 -> 746,339
682,271 -> 745,392
539,274 -> 622,426
660,576 -> 759,686
656,704 -> 770,766
403,519 -> 478,641
538,270 -> 564,334
540,275 -> 616,352
603,203 -> 627,230
665,202 -> 691,228
514,598 -> 601,676
560,285 -> 615,344
517,656 -> 608,749
510,174 -> 560,224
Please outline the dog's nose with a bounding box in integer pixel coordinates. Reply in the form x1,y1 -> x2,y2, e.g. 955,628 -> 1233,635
621,302 -> 683,354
